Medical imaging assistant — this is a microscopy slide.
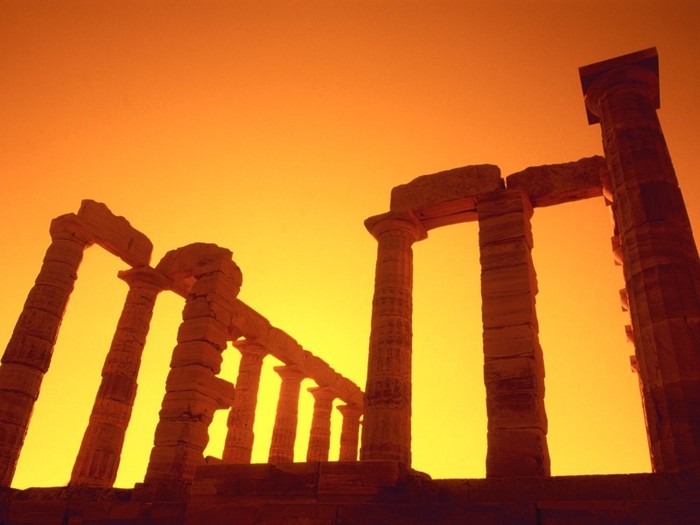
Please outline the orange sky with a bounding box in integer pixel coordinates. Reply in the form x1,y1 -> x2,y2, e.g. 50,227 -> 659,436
1,1 -> 699,489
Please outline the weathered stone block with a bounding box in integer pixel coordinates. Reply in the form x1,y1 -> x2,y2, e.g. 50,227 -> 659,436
77,200 -> 153,267
505,156 -> 605,207
177,317 -> 229,350
171,342 -> 224,373
154,420 -> 210,448
482,325 -> 541,359
390,164 -> 502,214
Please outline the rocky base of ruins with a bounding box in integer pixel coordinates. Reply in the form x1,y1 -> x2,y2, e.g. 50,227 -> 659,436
2,463 -> 699,524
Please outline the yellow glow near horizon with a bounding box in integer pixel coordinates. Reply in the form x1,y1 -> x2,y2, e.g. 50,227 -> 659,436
1,1 -> 698,488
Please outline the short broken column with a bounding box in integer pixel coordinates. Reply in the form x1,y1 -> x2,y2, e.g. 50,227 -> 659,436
477,188 -> 550,477
144,244 -> 240,483
222,340 -> 267,464
337,403 -> 362,461
70,266 -> 167,487
361,212 -> 426,466
306,386 -> 335,462
581,48 -> 700,472
268,365 -> 305,464
0,214 -> 93,487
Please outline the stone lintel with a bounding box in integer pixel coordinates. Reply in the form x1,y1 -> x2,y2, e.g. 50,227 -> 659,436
77,200 -> 153,267
579,47 -> 659,124
505,156 -> 606,207
389,164 -> 503,227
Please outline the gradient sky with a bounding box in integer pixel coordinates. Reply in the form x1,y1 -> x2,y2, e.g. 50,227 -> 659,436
1,0 -> 699,489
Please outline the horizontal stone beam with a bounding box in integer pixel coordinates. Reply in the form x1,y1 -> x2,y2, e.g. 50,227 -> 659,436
505,156 -> 606,207
77,200 -> 153,267
390,165 -> 503,229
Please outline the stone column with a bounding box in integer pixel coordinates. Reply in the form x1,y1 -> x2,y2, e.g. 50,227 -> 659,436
268,365 -> 304,464
70,266 -> 166,487
144,255 -> 240,483
337,403 -> 362,461
0,214 -> 93,487
222,340 -> 267,464
306,386 -> 335,462
477,189 -> 550,477
581,48 -> 700,472
360,212 -> 426,465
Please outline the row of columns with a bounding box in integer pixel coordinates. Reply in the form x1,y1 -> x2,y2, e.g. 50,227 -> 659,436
0,234 -> 364,489
360,197 -> 548,477
361,48 -> 700,477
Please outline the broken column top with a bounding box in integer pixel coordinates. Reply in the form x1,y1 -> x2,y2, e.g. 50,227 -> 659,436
579,47 -> 659,124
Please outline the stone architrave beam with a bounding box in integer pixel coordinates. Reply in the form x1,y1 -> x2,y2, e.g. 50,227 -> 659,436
77,200 -> 153,267
505,156 -> 606,207
390,165 -> 503,229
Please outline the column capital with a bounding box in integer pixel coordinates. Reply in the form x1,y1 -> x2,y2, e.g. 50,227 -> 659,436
273,365 -> 305,383
364,212 -> 427,242
308,385 -> 336,404
579,47 -> 659,125
118,266 -> 171,291
337,403 -> 363,418
232,339 -> 269,358
49,214 -> 95,245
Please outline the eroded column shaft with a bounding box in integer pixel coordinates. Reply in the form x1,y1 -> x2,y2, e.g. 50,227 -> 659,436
222,341 -> 266,464
144,263 -> 239,483
70,267 -> 164,487
361,214 -> 424,465
0,215 -> 91,487
478,189 -> 550,477
268,366 -> 304,464
306,386 -> 335,462
337,403 -> 362,461
583,60 -> 700,472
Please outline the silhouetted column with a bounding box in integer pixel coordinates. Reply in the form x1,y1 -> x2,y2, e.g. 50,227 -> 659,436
477,189 -> 550,477
361,212 -> 426,465
222,340 -> 267,463
337,403 -> 362,461
581,48 -> 700,472
306,386 -> 335,462
268,365 -> 304,464
144,256 -> 240,483
70,266 -> 167,487
0,214 -> 93,487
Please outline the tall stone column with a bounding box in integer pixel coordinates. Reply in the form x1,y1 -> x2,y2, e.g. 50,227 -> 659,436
581,48 -> 700,472
268,365 -> 304,464
306,386 -> 335,462
477,189 -> 550,477
70,266 -> 167,487
361,212 -> 426,465
222,340 -> 267,464
144,250 -> 240,483
337,403 -> 362,461
0,214 -> 93,487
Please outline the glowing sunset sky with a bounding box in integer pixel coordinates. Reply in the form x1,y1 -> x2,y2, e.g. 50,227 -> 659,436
1,1 -> 699,488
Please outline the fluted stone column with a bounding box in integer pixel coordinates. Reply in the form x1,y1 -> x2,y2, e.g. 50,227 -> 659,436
144,252 -> 240,483
0,214 -> 93,487
361,212 -> 426,465
581,48 -> 700,472
477,189 -> 550,477
70,266 -> 167,487
222,341 -> 267,463
268,365 -> 304,464
337,403 -> 362,461
306,386 -> 335,462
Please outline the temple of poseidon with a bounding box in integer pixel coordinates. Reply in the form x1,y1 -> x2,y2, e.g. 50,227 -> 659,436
0,48 -> 698,524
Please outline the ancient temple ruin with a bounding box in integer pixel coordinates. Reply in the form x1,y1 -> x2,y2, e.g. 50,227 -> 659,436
0,48 -> 698,524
